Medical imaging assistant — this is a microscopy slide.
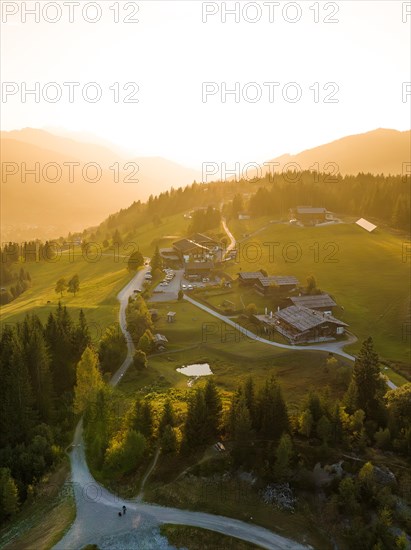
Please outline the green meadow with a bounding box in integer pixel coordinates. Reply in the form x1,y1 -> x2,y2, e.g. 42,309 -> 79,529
120,300 -> 351,412
224,220 -> 410,365
0,213 -> 190,333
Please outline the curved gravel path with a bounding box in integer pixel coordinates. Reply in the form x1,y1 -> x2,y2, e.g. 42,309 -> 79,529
54,268 -> 311,550
184,294 -> 358,361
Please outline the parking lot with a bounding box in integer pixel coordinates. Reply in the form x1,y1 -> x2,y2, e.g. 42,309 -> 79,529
150,268 -> 219,302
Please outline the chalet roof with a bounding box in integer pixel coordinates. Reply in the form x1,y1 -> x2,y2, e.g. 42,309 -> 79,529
173,238 -> 210,253
153,333 -> 168,343
275,306 -> 348,332
189,233 -> 218,244
185,261 -> 214,271
159,247 -> 180,259
296,207 -> 327,214
238,271 -> 264,280
290,294 -> 337,309
257,275 -> 300,287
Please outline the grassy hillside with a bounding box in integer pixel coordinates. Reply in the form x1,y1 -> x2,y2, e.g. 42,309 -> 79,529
0,213 -> 190,334
120,300 -> 350,412
225,219 -> 410,364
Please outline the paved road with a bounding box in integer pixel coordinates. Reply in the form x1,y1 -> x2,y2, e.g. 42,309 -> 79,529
222,217 -> 237,258
54,269 -> 311,550
183,295 -> 398,390
184,294 -> 358,360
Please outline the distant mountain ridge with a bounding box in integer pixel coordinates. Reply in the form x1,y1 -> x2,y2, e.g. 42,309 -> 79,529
0,128 -> 201,241
266,129 -> 410,176
1,127 -> 409,241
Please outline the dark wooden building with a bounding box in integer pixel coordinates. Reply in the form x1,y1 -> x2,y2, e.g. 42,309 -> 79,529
184,261 -> 214,279
237,271 -> 264,286
254,275 -> 300,296
159,247 -> 181,268
261,305 -> 348,343
291,206 -> 328,225
288,293 -> 337,313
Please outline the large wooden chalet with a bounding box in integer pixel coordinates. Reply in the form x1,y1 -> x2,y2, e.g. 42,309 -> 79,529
172,233 -> 220,264
255,305 -> 347,344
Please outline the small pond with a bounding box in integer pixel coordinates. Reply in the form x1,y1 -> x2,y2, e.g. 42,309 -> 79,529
176,363 -> 213,377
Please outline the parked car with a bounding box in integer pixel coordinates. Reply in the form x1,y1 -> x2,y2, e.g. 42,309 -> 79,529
181,284 -> 187,289
145,274 -> 152,280
187,284 -> 194,290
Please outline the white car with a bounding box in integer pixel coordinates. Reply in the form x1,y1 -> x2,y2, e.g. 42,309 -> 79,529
181,284 -> 187,290
187,284 -> 194,290
145,274 -> 152,280
160,281 -> 169,286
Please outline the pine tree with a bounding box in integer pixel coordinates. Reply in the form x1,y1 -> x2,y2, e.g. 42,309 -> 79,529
231,394 -> 253,466
74,347 -> 104,415
351,337 -> 385,420
182,389 -> 207,452
161,425 -> 178,454
26,325 -> 54,422
133,399 -> 153,439
243,376 -> 256,427
74,309 -> 91,352
257,377 -> 289,441
159,399 -> 176,436
128,250 -> 144,271
0,328 -> 34,446
0,468 -> 19,520
151,245 -> 163,273
112,229 -> 122,246
204,378 -> 222,441
273,433 -> 293,481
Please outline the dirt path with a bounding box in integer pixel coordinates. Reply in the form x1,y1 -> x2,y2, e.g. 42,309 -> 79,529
138,447 -> 161,498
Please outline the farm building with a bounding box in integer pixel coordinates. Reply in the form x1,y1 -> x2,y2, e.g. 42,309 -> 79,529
167,311 -> 176,323
189,233 -> 220,249
173,233 -> 221,263
159,247 -> 181,267
255,305 -> 347,344
185,261 -> 214,279
173,239 -> 210,262
237,271 -> 265,286
153,333 -> 168,351
254,275 -> 300,296
288,293 -> 337,313
291,206 -> 332,225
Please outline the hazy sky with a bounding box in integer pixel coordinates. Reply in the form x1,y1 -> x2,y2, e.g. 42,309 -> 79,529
1,0 -> 410,168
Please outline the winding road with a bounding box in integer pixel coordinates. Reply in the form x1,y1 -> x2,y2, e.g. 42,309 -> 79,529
54,267 -> 311,550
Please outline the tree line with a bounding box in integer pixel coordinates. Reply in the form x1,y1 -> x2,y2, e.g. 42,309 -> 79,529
79,336 -> 410,549
0,305 -> 128,524
247,172 -> 410,232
